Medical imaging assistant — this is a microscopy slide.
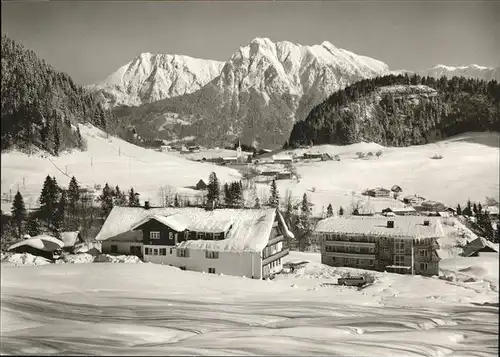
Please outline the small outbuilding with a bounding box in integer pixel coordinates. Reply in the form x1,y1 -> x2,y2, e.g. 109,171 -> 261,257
462,237 -> 499,257
60,231 -> 84,253
391,185 -> 403,193
195,179 -> 208,191
7,234 -> 65,260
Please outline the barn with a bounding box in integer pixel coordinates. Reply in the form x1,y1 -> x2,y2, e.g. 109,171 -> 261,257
95,206 -> 294,279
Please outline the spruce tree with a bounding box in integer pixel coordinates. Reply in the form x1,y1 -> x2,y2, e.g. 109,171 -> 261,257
224,183 -> 231,207
326,203 -> 334,217
113,185 -> 127,206
339,206 -> 344,216
11,191 -> 27,237
52,190 -> 67,235
254,196 -> 261,209
26,217 -> 41,237
473,203 -> 478,216
284,192 -> 293,226
456,204 -> 462,216
207,172 -> 220,205
67,176 -> 80,215
269,179 -> 280,208
99,183 -> 114,217
39,175 -> 60,228
298,193 -> 312,251
128,187 -> 140,207
174,194 -> 180,207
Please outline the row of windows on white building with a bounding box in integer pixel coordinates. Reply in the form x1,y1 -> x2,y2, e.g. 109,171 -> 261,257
150,231 -> 222,241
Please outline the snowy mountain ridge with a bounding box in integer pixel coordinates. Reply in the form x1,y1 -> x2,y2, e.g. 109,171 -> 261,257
112,37 -> 390,148
87,52 -> 225,108
420,64 -> 500,82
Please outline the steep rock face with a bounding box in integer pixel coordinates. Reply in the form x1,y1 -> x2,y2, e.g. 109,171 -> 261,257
87,53 -> 225,108
421,64 -> 500,82
114,38 -> 390,148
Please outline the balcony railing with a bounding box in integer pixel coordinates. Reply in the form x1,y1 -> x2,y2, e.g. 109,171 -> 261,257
262,249 -> 289,266
324,241 -> 375,248
267,235 -> 284,247
323,251 -> 376,260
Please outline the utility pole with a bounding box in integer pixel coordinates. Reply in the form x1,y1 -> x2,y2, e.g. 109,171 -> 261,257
91,157 -> 93,167
411,239 -> 415,276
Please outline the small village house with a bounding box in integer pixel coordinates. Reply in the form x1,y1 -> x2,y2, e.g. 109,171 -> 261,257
314,216 -> 443,276
462,237 -> 499,257
7,234 -> 65,261
484,206 -> 499,220
403,194 -> 426,205
381,206 -> 417,216
272,155 -> 293,164
391,185 -> 403,194
276,172 -> 293,180
365,187 -> 391,198
188,146 -> 201,153
95,206 -> 294,279
303,152 -> 324,160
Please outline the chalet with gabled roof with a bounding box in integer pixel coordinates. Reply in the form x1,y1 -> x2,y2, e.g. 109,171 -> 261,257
95,206 -> 294,279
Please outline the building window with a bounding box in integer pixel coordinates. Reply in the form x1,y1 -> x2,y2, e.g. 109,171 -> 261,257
153,248 -> 158,256
169,232 -> 173,240
394,255 -> 405,266
145,247 -> 150,255
419,249 -> 428,257
214,233 -> 221,240
369,259 -> 374,265
420,262 -> 428,270
184,231 -> 189,240
369,247 -> 374,253
170,248 -> 173,254
205,250 -> 219,259
177,248 -> 189,257
355,246 -> 360,253
150,231 -> 160,240
110,245 -> 118,254
208,268 -> 215,274
395,240 -> 404,254
160,248 -> 167,256
196,232 -> 204,240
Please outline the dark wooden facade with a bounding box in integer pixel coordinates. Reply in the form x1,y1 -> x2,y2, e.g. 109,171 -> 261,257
136,218 -> 226,246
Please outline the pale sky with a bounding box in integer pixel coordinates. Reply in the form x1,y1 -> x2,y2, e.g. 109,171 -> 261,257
2,0 -> 499,85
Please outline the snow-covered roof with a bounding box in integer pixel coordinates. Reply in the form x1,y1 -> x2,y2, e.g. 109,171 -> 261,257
383,206 -> 416,213
60,231 -> 81,247
95,207 -> 292,253
8,235 -> 64,252
485,206 -> 499,215
462,237 -> 499,257
315,216 -> 444,240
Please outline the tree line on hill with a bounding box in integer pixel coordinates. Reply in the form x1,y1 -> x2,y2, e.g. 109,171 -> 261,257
3,176 -> 143,246
1,35 -> 121,156
456,199 -> 499,243
287,74 -> 500,147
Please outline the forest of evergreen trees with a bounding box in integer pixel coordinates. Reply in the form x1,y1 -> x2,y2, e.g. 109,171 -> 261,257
287,74 -> 500,147
1,35 -> 120,155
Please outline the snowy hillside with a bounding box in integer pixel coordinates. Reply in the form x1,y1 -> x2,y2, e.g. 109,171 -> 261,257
421,64 -> 500,82
0,124 -> 241,211
87,53 -> 224,108
114,37 -> 390,148
268,132 -> 499,215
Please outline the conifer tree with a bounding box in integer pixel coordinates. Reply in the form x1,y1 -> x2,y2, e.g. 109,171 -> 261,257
113,185 -> 127,206
339,206 -> 344,216
269,179 -> 280,208
39,175 -> 60,228
326,203 -> 334,217
298,193 -> 312,250
174,194 -> 180,207
254,196 -> 261,209
223,183 -> 231,207
25,217 -> 41,237
456,204 -> 462,216
11,191 -> 27,237
284,191 -> 294,227
473,203 -> 478,216
463,200 -> 472,216
207,172 -> 220,205
128,187 -> 140,207
99,183 -> 114,217
53,189 -> 67,235
67,176 -> 80,215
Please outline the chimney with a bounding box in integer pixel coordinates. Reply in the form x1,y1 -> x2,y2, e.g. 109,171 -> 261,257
423,220 -> 430,226
387,220 -> 394,228
144,201 -> 150,210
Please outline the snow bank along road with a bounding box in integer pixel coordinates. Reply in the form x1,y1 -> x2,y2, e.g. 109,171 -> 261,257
1,262 -> 498,356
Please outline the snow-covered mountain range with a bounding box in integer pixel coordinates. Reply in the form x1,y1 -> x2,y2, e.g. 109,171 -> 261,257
391,64 -> 500,82
87,53 -> 224,108
108,37 -> 390,148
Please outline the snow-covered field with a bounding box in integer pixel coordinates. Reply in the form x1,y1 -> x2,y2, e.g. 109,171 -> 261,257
1,250 -> 498,356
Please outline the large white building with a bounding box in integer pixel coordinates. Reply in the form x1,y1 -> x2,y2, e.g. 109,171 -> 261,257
95,206 -> 294,279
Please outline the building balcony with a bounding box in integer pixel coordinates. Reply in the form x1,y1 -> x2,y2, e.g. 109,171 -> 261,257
324,241 -> 376,248
262,249 -> 289,266
267,235 -> 284,247
323,251 -> 376,260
